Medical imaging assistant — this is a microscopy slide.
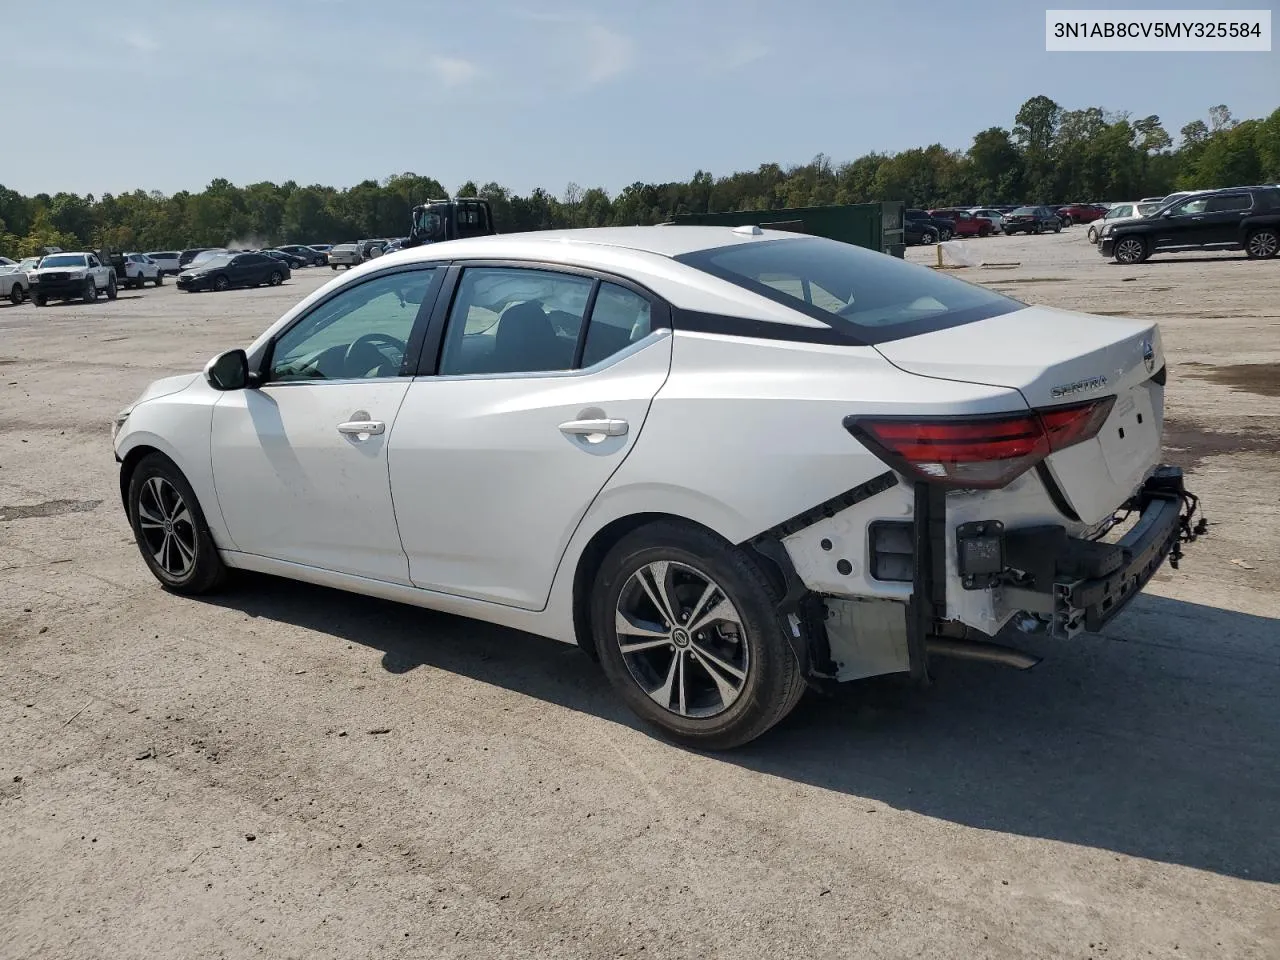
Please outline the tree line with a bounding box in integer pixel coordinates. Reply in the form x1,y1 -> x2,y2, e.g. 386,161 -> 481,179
1,96 -> 1275,257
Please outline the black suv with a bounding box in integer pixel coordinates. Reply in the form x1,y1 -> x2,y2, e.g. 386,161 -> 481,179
904,208 -> 955,241
1101,186 -> 1280,263
1002,206 -> 1062,235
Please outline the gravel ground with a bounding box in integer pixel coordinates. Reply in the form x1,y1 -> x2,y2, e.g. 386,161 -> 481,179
1,235 -> 1277,960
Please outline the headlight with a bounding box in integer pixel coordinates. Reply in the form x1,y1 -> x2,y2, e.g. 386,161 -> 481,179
111,407 -> 132,440
68,270 -> 87,280
1099,224 -> 1113,237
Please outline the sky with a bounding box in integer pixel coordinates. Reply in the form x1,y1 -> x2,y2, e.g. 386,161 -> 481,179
1,0 -> 1276,199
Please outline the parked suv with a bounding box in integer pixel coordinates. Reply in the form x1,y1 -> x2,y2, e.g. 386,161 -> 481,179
1002,206 -> 1063,235
146,251 -> 182,275
929,209 -> 993,238
904,208 -> 955,241
119,253 -> 164,288
27,252 -> 118,305
1101,186 -> 1280,263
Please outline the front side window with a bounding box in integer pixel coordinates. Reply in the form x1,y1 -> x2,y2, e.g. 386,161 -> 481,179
268,268 -> 436,382
1170,197 -> 1209,216
439,267 -> 593,376
676,236 -> 1020,343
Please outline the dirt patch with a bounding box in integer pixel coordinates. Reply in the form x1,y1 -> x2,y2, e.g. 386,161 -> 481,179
1180,363 -> 1280,398
1163,418 -> 1280,470
0,499 -> 102,522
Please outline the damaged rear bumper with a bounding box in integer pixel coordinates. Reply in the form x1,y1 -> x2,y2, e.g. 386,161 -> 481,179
956,464 -> 1205,640
753,464 -> 1205,687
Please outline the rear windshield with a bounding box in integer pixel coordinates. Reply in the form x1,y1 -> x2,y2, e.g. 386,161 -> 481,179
332,244 -> 357,252
675,236 -> 1021,344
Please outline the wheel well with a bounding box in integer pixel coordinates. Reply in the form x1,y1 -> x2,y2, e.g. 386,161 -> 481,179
117,444 -> 165,508
569,512 -> 789,660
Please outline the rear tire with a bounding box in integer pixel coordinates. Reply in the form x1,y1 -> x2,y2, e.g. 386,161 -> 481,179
1054,222 -> 1062,233
126,452 -> 228,595
591,521 -> 805,750
154,273 -> 163,286
268,270 -> 283,286
1245,228 -> 1279,259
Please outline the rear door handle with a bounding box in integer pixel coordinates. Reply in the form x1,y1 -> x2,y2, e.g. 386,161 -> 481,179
337,419 -> 385,437
559,418 -> 628,437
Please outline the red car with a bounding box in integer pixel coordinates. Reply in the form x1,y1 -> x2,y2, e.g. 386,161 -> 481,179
1056,203 -> 1106,225
928,208 -> 993,238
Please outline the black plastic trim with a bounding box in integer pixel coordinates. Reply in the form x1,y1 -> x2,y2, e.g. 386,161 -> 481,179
906,482 -> 945,683
1036,462 -> 1082,522
671,308 -> 859,346
1151,363 -> 1167,386
867,519 -> 914,582
752,471 -> 899,542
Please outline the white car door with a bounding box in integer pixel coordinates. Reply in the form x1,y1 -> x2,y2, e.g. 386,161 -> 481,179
390,265 -> 672,609
210,265 -> 443,582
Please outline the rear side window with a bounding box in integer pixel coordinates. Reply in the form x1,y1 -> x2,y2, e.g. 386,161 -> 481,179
675,236 -> 1020,344
1204,194 -> 1251,213
581,283 -> 652,367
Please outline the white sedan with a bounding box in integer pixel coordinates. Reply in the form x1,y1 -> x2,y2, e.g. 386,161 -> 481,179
112,227 -> 1201,748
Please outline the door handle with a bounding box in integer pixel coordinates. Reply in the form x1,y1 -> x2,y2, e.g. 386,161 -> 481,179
337,419 -> 385,437
559,418 -> 628,437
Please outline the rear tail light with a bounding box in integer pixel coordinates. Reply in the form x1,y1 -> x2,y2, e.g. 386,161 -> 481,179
844,397 -> 1115,490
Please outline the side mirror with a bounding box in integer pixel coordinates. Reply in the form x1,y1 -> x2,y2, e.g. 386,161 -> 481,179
1162,211 -> 1174,218
204,348 -> 250,391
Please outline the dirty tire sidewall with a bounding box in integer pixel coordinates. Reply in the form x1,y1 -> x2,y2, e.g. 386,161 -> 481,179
127,452 -> 227,595
591,521 -> 805,751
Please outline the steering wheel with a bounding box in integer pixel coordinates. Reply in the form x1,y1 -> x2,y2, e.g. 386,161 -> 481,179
343,332 -> 407,377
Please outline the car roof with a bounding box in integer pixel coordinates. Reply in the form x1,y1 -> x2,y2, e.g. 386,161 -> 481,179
390,226 -> 810,265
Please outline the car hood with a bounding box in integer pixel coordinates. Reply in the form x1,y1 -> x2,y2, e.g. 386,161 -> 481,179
127,372 -> 201,411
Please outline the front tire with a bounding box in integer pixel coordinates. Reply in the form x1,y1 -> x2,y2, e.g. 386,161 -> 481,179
1114,236 -> 1149,264
1245,228 -> 1279,259
9,284 -> 24,304
106,276 -> 117,300
82,278 -> 97,303
1087,225 -> 1099,243
213,274 -> 230,292
591,522 -> 806,750
126,453 -> 227,594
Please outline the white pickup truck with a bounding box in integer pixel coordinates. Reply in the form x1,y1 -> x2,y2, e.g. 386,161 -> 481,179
27,252 -> 118,305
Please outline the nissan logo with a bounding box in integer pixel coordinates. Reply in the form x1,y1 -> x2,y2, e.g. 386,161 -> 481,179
1142,338 -> 1156,374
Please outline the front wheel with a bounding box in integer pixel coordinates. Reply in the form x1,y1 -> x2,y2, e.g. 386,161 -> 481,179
1087,226 -> 1099,243
1114,236 -> 1149,264
1245,228 -> 1279,259
213,275 -> 230,292
34,293 -> 47,306
9,284 -> 24,305
82,278 -> 97,303
591,522 -> 806,750
126,453 -> 227,594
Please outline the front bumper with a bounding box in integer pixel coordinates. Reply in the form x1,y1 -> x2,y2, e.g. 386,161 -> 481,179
176,276 -> 212,291
957,465 -> 1204,639
29,277 -> 88,297
1098,236 -> 1116,257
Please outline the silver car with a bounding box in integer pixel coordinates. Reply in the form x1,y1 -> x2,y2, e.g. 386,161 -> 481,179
327,243 -> 363,270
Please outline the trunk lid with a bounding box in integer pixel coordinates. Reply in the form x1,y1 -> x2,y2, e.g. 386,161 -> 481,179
874,305 -> 1165,524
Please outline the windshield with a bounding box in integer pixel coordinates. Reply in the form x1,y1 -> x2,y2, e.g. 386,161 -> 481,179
192,254 -> 232,269
332,243 -> 356,252
39,254 -> 87,268
412,207 -> 446,242
675,236 -> 1021,344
